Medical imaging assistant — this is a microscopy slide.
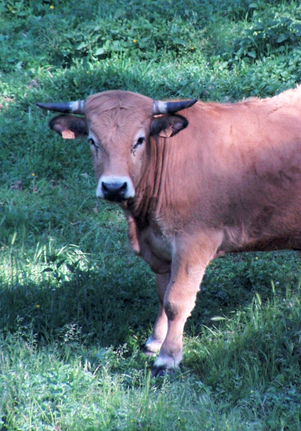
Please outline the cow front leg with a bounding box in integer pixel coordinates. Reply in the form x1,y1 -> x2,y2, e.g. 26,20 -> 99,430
151,241 -> 218,376
151,276 -> 203,376
144,272 -> 170,355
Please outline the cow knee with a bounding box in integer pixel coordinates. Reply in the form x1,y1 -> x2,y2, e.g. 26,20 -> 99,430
163,298 -> 179,320
164,295 -> 197,321
163,298 -> 189,320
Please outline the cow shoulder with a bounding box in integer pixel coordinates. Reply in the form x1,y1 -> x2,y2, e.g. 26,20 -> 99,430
49,114 -> 88,139
150,114 -> 188,138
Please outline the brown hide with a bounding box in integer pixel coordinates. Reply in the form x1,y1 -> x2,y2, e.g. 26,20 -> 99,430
167,90 -> 301,253
42,87 -> 301,375
148,90 -> 301,254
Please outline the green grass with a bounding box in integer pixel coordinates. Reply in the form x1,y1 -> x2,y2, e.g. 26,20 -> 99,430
1,0 -> 301,429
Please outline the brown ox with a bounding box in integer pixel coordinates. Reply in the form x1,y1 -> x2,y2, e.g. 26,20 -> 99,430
37,87 -> 301,375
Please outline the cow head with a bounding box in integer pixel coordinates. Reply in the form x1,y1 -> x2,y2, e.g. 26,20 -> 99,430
37,91 -> 197,203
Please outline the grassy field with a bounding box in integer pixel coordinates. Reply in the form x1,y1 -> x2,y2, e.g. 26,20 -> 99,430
1,0 -> 301,429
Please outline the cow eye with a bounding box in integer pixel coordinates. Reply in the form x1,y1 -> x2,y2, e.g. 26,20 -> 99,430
89,138 -> 99,150
133,136 -> 145,150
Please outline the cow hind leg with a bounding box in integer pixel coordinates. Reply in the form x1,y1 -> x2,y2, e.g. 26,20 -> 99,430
144,272 -> 170,355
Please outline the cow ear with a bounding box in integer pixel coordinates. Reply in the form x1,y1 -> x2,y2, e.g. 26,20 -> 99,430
49,114 -> 88,139
150,114 -> 188,138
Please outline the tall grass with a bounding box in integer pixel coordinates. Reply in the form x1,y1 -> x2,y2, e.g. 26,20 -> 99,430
1,0 -> 301,429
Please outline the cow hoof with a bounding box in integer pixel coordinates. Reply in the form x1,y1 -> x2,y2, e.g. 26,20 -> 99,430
143,336 -> 162,356
142,345 -> 157,357
151,365 -> 177,378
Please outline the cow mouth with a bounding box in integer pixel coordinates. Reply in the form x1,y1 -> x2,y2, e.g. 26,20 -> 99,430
104,194 -> 128,203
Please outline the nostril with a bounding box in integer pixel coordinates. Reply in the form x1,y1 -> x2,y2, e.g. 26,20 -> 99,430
102,182 -> 109,192
120,182 -> 127,191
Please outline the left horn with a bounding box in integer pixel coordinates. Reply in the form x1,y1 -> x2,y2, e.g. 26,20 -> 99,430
36,100 -> 86,114
152,98 -> 197,115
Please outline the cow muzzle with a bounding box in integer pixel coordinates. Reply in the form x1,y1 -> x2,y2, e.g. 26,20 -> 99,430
102,181 -> 127,202
96,176 -> 135,202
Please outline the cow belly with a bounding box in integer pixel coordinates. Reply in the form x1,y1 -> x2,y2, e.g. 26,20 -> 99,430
237,235 -> 301,252
221,225 -> 301,253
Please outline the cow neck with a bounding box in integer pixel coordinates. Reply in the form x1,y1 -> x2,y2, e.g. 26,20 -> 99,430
127,136 -> 167,229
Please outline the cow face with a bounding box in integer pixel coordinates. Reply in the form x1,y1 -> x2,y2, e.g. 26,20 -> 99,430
86,92 -> 153,203
39,90 -> 196,203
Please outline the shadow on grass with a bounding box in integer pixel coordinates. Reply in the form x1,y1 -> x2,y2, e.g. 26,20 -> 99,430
0,264 -> 156,350
1,249 -> 300,351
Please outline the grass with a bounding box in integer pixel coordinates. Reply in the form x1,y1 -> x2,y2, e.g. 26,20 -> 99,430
1,0 -> 301,429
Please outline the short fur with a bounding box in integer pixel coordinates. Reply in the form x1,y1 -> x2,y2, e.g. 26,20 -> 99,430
44,87 -> 301,375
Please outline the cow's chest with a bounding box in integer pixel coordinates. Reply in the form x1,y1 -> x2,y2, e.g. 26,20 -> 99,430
127,214 -> 173,273
139,226 -> 173,273
125,208 -> 174,273
146,226 -> 172,258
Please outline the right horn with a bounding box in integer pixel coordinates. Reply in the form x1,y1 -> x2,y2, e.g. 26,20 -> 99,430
152,98 -> 197,115
36,100 -> 86,115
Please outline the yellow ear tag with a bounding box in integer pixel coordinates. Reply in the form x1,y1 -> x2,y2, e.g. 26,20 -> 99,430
62,130 -> 75,139
159,127 -> 173,138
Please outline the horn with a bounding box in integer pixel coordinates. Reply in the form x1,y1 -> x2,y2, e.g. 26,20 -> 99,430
36,100 -> 86,114
152,98 -> 197,115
